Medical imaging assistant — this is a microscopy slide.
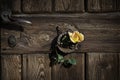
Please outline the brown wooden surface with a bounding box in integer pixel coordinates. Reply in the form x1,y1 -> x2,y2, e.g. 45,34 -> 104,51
118,53 -> 120,80
0,0 -> 119,13
0,0 -> 21,13
1,55 -> 21,80
22,0 -> 52,13
87,0 -> 117,12
22,54 -> 51,80
86,53 -> 119,80
1,13 -> 120,53
0,1 -> 120,80
117,0 -> 120,11
55,0 -> 84,12
52,53 -> 84,80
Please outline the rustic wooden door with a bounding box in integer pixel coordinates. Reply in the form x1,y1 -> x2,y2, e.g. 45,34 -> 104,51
1,0 -> 120,80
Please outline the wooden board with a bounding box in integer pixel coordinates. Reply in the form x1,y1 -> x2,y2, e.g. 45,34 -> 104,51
52,53 -> 84,80
118,53 -> 120,80
1,55 -> 21,80
86,53 -> 119,80
1,13 -> 120,53
87,0 -> 117,12
117,0 -> 120,11
0,0 -> 21,13
55,0 -> 84,12
22,0 -> 52,13
22,54 -> 51,80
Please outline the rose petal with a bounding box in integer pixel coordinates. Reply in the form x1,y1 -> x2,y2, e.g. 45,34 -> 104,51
68,31 -> 84,43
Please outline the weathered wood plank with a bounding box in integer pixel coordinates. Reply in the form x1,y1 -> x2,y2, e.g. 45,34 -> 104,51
1,28 -> 20,52
22,0 -> 52,13
1,13 -> 120,53
1,55 -> 21,80
117,0 -> 120,11
13,13 -> 120,19
86,53 -> 118,80
0,0 -> 21,13
87,0 -> 101,12
101,0 -> 116,11
55,0 -> 84,12
88,0 -> 117,12
52,53 -> 84,80
118,53 -> 120,80
22,54 -> 51,80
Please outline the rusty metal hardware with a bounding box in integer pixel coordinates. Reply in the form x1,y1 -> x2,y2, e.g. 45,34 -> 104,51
8,35 -> 17,48
1,10 -> 32,24
0,10 -> 12,22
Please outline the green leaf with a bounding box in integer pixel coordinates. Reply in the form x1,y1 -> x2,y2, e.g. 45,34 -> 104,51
57,54 -> 64,63
68,58 -> 76,65
62,35 -> 67,41
57,54 -> 63,60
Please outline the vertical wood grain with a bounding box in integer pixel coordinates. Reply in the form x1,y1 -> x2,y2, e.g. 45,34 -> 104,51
23,54 -> 51,80
0,0 -> 21,13
55,0 -> 84,12
22,0 -> 52,13
86,53 -> 118,80
101,0 -> 116,11
87,0 -> 117,12
116,0 -> 120,11
118,53 -> 120,80
52,53 -> 84,80
1,55 -> 21,80
87,0 -> 101,12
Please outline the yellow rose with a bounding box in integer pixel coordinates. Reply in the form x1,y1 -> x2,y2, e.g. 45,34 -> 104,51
68,31 -> 84,43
